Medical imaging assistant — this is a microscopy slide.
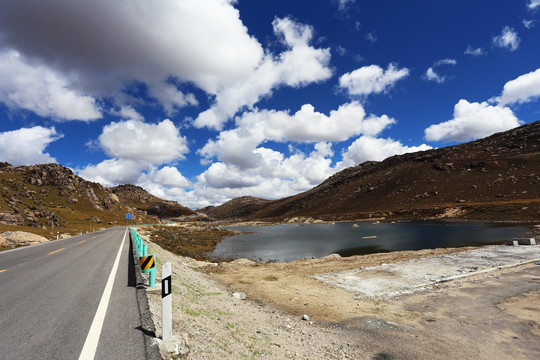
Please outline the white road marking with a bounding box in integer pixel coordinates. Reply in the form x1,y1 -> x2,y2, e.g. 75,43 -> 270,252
78,228 -> 127,360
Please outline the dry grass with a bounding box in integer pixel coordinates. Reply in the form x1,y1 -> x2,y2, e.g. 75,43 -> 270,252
147,225 -> 238,260
0,170 -> 157,239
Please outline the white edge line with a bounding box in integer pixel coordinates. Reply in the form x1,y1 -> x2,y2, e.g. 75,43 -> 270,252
78,228 -> 128,360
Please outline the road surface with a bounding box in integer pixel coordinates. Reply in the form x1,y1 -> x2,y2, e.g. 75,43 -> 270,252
0,227 -> 161,360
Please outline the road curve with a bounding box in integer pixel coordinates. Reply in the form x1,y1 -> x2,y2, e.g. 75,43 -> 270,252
0,227 -> 161,360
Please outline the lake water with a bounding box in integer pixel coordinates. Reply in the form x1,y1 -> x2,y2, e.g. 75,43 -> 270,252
212,222 -> 531,262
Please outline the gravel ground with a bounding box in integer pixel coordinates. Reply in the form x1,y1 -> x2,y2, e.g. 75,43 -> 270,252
145,241 -> 360,360
142,235 -> 540,360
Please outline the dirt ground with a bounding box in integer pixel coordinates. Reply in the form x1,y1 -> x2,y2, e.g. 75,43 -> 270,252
204,247 -> 477,323
141,231 -> 540,360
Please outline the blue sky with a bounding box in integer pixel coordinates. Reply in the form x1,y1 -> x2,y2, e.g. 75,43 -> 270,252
0,0 -> 539,209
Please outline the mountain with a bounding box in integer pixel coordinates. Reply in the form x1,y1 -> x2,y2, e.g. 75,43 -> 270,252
198,196 -> 273,220
0,163 -> 195,238
210,120 -> 540,222
111,184 -> 195,218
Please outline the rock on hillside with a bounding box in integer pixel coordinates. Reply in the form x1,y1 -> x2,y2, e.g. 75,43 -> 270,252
0,231 -> 49,248
112,184 -> 162,203
217,120 -> 540,222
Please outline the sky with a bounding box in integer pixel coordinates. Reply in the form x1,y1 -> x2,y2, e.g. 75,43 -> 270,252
0,0 -> 539,209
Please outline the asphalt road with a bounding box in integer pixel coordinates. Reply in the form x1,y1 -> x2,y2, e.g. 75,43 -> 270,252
0,227 -> 160,360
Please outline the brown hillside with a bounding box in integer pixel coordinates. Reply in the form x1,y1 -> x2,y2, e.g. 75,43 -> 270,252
0,163 -> 192,239
201,196 -> 273,220
229,120 -> 540,222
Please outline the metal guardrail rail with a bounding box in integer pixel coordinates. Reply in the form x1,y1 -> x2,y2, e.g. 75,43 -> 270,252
130,228 -> 156,287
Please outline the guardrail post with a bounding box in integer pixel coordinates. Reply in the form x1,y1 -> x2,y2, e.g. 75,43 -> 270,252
138,237 -> 143,257
149,268 -> 156,287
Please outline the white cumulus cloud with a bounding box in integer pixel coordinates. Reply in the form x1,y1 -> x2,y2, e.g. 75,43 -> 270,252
136,166 -> 191,194
194,17 -> 332,129
0,126 -> 62,166
338,136 -> 432,169
528,0 -> 540,10
424,59 -> 457,84
98,119 -> 189,164
523,19 -> 535,29
116,106 -> 144,122
195,141 -> 337,204
77,159 -> 145,187
199,102 -> 395,169
424,100 -> 521,142
497,68 -> 540,105
0,0 -> 263,115
339,64 -> 409,97
465,45 -> 485,56
78,119 -> 190,187
492,26 -> 520,51
0,50 -> 101,121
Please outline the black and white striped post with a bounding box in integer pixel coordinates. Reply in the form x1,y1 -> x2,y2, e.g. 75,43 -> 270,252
162,261 -> 172,341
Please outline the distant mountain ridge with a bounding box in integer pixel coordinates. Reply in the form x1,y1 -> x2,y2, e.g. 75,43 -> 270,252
0,163 -> 195,237
204,120 -> 540,222
199,196 -> 272,220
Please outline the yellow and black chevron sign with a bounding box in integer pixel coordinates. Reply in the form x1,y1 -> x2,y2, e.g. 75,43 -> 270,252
140,255 -> 155,272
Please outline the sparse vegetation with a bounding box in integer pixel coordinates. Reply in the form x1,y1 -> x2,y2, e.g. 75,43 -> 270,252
0,163 -> 193,239
149,225 -> 238,259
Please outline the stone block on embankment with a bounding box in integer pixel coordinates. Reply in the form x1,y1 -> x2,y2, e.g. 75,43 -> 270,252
507,238 -> 537,246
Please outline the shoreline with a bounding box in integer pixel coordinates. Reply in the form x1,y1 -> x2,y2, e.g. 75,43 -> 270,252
142,219 -> 539,264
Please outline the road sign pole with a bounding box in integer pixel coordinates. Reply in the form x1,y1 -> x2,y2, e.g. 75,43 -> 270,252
162,261 -> 172,341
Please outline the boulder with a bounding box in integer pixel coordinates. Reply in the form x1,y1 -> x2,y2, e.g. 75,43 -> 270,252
24,212 -> 42,227
0,212 -> 24,226
232,292 -> 247,300
0,231 -> 49,248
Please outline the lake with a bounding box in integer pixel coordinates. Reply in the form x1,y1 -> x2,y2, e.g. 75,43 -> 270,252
212,221 -> 532,262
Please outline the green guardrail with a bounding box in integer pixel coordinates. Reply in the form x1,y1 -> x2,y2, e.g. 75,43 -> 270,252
130,228 -> 155,287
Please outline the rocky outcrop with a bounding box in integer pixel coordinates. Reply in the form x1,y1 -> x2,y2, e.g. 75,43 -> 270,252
0,213 -> 24,226
112,184 -> 160,203
22,163 -> 120,211
0,231 -> 49,248
0,209 -> 63,228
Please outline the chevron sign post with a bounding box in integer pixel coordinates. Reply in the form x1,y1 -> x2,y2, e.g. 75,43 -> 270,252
140,254 -> 156,287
